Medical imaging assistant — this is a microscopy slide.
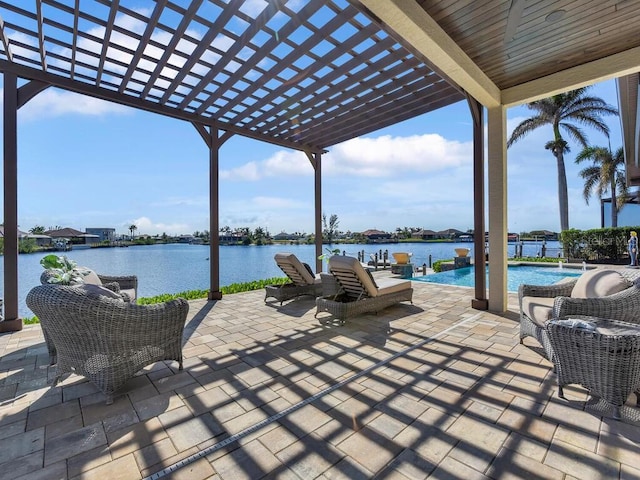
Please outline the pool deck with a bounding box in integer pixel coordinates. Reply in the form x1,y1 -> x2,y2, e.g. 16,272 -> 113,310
1,266 -> 639,479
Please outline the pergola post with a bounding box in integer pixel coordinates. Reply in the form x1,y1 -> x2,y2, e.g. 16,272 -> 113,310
1,72 -> 21,331
487,105 -> 508,312
208,127 -> 222,300
467,96 -> 488,310
305,151 -> 323,273
193,122 -> 233,301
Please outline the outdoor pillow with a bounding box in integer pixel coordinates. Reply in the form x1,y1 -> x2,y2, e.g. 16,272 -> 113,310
571,269 -> 630,299
81,269 -> 103,286
75,283 -> 124,301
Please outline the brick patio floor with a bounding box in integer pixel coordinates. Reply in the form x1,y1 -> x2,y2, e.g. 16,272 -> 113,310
1,275 -> 639,479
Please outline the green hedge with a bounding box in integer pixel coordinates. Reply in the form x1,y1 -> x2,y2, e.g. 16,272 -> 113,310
560,227 -> 640,261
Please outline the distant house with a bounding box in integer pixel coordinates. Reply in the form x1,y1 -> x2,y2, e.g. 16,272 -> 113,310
85,228 -> 116,242
413,229 -> 438,240
45,227 -> 99,246
436,228 -> 464,239
361,229 -> 392,243
273,232 -> 297,241
25,234 -> 52,247
177,234 -> 196,243
530,230 -> 558,241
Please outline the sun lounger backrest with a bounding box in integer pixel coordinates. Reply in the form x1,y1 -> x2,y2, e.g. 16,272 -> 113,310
329,255 -> 377,298
274,253 -> 315,286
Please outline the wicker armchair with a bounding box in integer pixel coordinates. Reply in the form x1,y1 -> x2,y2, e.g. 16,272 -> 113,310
546,318 -> 640,419
519,270 -> 639,360
26,284 -> 188,404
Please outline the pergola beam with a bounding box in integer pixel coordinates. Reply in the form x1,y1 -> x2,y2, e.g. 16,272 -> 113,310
0,60 -> 325,154
0,13 -> 13,62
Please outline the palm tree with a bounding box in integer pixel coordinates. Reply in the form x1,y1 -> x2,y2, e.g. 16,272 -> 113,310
507,87 -> 618,232
575,146 -> 628,227
129,224 -> 137,240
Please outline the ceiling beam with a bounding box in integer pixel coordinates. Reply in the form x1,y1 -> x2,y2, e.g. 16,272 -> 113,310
358,0 -> 500,108
502,46 -> 640,107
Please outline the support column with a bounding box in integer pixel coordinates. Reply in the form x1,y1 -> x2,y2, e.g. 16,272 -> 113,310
468,97 -> 488,310
208,127 -> 222,300
1,72 -> 22,331
314,153 -> 322,273
305,151 -> 323,273
487,105 -> 508,312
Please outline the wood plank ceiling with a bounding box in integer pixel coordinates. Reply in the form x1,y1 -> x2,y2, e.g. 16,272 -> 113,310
0,0 -> 466,153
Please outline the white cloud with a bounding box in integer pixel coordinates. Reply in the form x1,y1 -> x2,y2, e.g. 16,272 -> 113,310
220,133 -> 472,181
324,134 -> 471,177
17,89 -> 131,120
128,216 -> 189,236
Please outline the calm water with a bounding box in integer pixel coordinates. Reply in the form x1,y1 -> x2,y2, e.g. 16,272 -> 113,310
1,240 -> 561,317
414,264 -> 581,292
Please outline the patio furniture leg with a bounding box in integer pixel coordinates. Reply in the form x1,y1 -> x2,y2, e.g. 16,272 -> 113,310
558,385 -> 565,399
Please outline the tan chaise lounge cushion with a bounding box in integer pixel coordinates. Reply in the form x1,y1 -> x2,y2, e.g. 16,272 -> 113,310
274,252 -> 320,286
329,255 -> 411,297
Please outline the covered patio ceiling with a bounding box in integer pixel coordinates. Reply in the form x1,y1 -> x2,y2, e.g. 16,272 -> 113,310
1,0 -> 640,327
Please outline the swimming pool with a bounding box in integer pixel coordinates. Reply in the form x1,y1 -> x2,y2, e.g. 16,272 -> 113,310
413,265 -> 583,292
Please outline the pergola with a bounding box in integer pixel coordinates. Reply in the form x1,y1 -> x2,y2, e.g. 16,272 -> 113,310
1,0 -> 640,331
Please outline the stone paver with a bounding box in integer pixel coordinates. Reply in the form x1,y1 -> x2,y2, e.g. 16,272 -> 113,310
0,271 -> 638,478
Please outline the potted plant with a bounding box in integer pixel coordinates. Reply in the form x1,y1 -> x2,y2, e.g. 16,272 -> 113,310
40,254 -> 89,285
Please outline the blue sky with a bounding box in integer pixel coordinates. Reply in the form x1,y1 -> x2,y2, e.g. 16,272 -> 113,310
0,73 -> 630,237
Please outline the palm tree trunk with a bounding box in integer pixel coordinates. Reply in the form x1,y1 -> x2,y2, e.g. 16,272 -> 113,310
556,152 -> 569,231
611,178 -> 618,227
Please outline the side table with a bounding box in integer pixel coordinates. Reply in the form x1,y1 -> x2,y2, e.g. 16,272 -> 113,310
546,316 -> 640,419
319,273 -> 340,296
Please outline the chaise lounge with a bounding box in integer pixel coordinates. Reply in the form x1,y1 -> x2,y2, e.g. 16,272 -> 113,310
265,253 -> 322,304
315,255 -> 413,321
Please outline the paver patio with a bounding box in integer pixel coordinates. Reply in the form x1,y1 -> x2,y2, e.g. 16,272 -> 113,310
1,274 -> 639,479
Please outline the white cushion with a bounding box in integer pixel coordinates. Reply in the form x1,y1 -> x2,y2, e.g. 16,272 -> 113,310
571,270 -> 630,299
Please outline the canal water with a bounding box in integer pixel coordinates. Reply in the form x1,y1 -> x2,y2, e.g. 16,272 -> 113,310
1,240 -> 561,317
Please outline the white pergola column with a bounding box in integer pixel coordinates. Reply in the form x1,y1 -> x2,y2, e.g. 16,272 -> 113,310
487,105 -> 508,312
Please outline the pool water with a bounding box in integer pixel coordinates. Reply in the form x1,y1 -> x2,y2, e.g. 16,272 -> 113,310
413,265 -> 583,292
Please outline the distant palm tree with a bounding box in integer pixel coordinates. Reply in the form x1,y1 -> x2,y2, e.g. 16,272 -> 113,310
507,87 -> 618,232
29,225 -> 45,234
575,146 -> 628,227
129,224 -> 137,240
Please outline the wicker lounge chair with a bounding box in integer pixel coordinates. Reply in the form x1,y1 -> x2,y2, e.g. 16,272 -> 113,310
519,269 -> 640,360
39,269 -> 139,364
26,284 -> 189,404
265,253 -> 322,304
315,255 -> 413,321
546,317 -> 640,419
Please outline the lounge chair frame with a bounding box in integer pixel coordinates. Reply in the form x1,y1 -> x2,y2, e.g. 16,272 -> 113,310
315,256 -> 413,321
265,253 -> 322,305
